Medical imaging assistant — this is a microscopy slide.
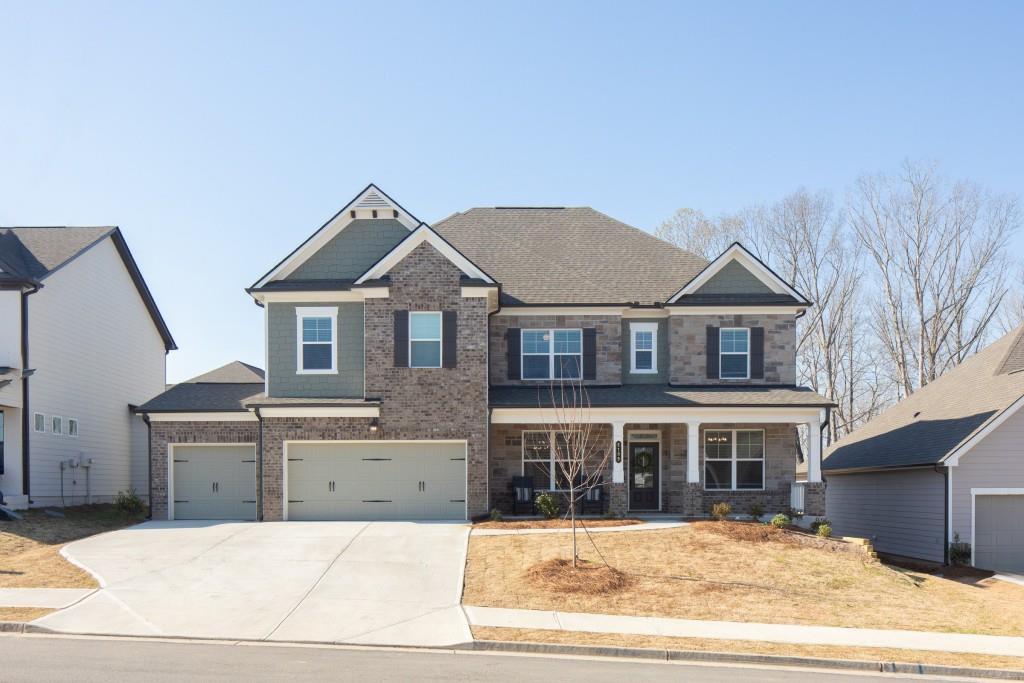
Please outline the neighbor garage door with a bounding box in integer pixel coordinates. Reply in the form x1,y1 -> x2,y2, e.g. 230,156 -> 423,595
286,442 -> 466,521
171,445 -> 257,520
974,494 -> 1024,572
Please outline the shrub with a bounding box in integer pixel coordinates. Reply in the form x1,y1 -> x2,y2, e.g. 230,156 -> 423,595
816,523 -> 832,538
711,502 -> 732,521
949,533 -> 972,565
770,513 -> 790,529
748,503 -> 764,519
114,488 -> 145,517
535,492 -> 560,519
810,517 -> 831,532
489,508 -> 503,522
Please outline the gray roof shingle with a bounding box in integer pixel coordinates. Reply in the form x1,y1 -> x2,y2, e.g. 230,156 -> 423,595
491,384 -> 834,408
138,361 -> 265,412
0,227 -> 113,281
824,325 -> 1024,472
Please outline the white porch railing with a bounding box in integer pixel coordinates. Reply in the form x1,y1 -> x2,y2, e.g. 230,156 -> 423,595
790,481 -> 806,513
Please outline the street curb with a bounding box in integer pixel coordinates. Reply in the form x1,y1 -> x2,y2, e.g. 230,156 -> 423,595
462,639 -> 1024,680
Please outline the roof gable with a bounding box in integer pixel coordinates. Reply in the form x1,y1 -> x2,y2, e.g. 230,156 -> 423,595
693,259 -> 775,296
355,223 -> 494,284
186,361 -> 265,384
668,243 -> 809,305
286,219 -> 409,281
251,184 -> 420,289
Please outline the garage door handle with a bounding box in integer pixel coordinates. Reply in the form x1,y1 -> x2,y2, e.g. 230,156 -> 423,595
174,500 -> 189,503
242,500 -> 256,504
174,459 -> 189,463
241,459 -> 255,463
288,458 -> 304,462
362,500 -> 392,503
289,500 -> 304,503
362,458 -> 392,461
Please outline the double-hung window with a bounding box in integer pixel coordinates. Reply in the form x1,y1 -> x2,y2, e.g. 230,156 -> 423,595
296,307 -> 337,374
33,413 -> 45,433
630,322 -> 658,373
51,416 -> 63,436
522,430 -> 573,490
521,329 -> 582,380
719,328 -> 750,379
704,429 -> 764,490
67,418 -> 79,437
409,312 -> 442,368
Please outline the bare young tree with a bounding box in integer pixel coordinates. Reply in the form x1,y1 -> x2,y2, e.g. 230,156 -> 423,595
849,161 -> 1019,395
655,207 -> 745,260
532,375 -> 610,567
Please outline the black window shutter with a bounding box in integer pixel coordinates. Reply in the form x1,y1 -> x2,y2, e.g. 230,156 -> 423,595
750,327 -> 765,379
442,311 -> 457,368
394,310 -> 409,367
507,328 -> 521,380
582,328 -> 597,380
706,326 -> 720,379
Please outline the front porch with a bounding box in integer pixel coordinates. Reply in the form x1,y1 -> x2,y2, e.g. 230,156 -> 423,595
488,407 -> 825,518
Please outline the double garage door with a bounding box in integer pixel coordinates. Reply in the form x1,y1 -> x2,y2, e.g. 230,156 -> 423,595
974,494 -> 1024,573
286,442 -> 467,521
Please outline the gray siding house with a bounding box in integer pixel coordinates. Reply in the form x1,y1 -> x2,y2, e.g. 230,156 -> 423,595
824,326 -> 1024,571
137,184 -> 832,523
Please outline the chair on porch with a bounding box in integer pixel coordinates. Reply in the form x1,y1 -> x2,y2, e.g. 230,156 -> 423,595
510,476 -> 537,515
577,477 -> 606,515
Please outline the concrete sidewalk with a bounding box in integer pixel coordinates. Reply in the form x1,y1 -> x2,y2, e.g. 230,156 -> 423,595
0,588 -> 94,609
464,605 -> 1024,657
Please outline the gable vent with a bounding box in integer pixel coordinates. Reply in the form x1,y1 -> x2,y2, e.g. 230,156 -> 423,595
355,190 -> 391,209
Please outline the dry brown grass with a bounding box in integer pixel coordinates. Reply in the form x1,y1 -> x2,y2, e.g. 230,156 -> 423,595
0,505 -> 144,588
472,626 -> 1024,672
525,558 -> 632,594
0,607 -> 54,622
462,524 -> 1024,636
474,519 -> 644,530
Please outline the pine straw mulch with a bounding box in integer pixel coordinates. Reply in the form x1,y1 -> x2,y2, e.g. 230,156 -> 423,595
695,520 -> 862,555
525,558 -> 632,594
474,518 -> 644,530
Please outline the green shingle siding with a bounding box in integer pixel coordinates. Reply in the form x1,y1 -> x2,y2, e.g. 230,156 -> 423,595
694,260 -> 773,295
267,302 -> 364,397
286,219 -> 409,281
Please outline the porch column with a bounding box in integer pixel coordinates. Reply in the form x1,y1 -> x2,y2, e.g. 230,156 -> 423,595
611,421 -> 625,484
807,418 -> 822,483
686,420 -> 701,484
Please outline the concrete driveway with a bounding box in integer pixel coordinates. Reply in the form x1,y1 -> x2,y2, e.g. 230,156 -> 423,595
34,520 -> 472,647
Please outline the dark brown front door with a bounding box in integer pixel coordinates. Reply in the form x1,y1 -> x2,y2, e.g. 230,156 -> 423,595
628,442 -> 659,511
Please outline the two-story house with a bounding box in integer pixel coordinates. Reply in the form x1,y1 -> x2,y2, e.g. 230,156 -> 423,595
0,227 -> 175,509
138,185 -> 831,522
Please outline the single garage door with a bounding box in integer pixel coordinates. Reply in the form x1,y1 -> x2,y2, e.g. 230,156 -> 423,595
171,445 -> 257,520
975,495 -> 1024,572
286,442 -> 466,521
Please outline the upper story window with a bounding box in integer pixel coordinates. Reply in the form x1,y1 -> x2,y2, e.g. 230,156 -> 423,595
704,429 -> 764,491
296,306 -> 338,374
51,415 -> 63,435
719,328 -> 750,379
34,412 -> 45,433
630,322 -> 658,374
409,312 -> 442,368
67,418 -> 79,437
522,329 -> 582,380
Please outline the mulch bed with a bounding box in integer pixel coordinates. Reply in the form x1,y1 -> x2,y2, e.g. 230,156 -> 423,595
524,558 -> 633,594
474,518 -> 644,530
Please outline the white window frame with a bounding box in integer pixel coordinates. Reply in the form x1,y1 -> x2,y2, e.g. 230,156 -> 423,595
34,412 -> 45,433
522,430 -> 576,491
630,322 -> 658,374
67,417 -> 79,438
520,328 -> 583,381
51,415 -> 63,436
296,306 -> 338,375
409,311 -> 443,368
703,428 -> 765,491
719,327 -> 750,380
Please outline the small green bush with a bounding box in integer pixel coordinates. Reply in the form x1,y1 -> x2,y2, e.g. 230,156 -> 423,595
810,517 -> 831,532
816,523 -> 832,538
949,533 -> 972,565
114,488 -> 145,517
535,492 -> 560,519
770,513 -> 790,528
711,502 -> 732,521
489,508 -> 503,522
748,503 -> 764,519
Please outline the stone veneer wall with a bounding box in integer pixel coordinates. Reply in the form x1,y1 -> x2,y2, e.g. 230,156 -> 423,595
697,423 -> 798,515
149,421 -> 260,520
489,315 -> 622,386
669,314 -> 796,385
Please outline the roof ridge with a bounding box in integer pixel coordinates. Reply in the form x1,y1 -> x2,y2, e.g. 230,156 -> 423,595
582,207 -> 708,265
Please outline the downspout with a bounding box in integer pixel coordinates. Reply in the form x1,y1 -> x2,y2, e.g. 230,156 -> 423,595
939,463 -> 950,565
255,407 -> 263,522
20,283 -> 39,501
143,413 -> 152,519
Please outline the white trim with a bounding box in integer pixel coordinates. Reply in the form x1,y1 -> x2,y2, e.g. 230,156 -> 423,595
359,287 -> 390,299
167,443 -> 257,522
263,306 -> 269,395
626,429 -> 662,511
147,412 -> 259,422
947,466 -> 954,547
668,243 -> 809,304
496,306 -> 626,317
669,305 -> 806,315
520,328 -> 583,381
257,406 -> 380,418
252,184 -> 418,289
703,428 -> 766,492
492,406 -> 823,424
252,291 -> 379,305
409,311 -> 443,368
719,327 -> 750,380
461,286 -> 496,298
629,322 -> 658,374
282,439 -> 468,522
969,488 -> 1024,567
493,305 -> 806,317
355,223 -> 494,284
295,306 -> 338,375
944,393 -> 1024,466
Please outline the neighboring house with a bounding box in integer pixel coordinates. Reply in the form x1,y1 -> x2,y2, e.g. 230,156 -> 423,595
137,184 -> 832,523
824,325 -> 1024,572
0,227 -> 175,509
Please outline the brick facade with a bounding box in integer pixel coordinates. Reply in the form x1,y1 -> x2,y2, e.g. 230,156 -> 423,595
669,313 -> 796,385
489,314 -> 622,385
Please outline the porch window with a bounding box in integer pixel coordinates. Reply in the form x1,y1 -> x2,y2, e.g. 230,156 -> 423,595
704,429 -> 764,490
522,430 -> 573,490
296,306 -> 338,374
630,322 -> 658,373
521,329 -> 582,380
719,328 -> 750,379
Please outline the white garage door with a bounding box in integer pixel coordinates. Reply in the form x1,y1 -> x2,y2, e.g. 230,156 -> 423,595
975,494 -> 1024,572
286,442 -> 466,521
171,445 -> 257,520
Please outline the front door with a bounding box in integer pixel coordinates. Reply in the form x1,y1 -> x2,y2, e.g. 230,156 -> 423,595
628,442 -> 659,511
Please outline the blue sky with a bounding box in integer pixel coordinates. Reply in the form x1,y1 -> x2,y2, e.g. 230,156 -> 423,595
2,1 -> 1022,382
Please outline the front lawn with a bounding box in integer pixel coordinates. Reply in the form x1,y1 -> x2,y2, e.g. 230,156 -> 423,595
0,505 -> 145,588
462,521 -> 1024,637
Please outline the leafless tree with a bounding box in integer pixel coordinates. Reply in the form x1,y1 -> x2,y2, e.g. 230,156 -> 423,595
655,207 -> 746,260
848,161 -> 1019,395
996,265 -> 1024,334
533,375 -> 610,567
